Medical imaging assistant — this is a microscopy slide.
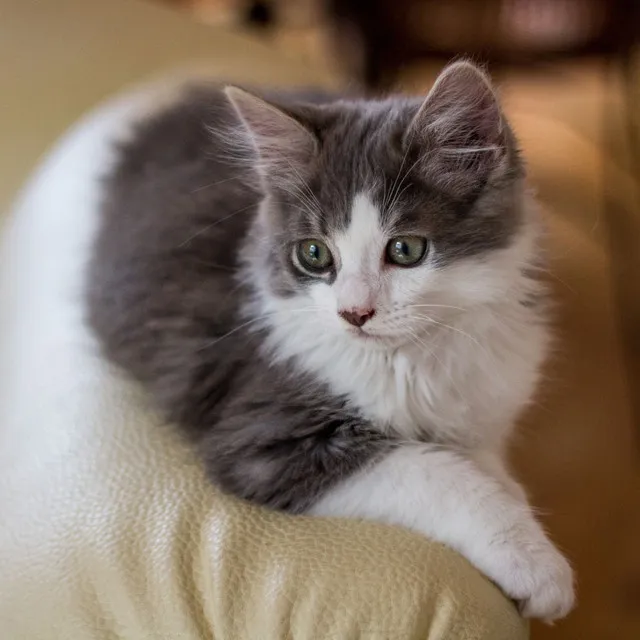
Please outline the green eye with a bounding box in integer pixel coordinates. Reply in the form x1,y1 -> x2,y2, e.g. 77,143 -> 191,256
296,239 -> 334,274
386,236 -> 428,267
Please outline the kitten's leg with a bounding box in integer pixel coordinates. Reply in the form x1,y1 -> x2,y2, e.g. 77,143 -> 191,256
309,444 -> 575,622
473,450 -> 529,503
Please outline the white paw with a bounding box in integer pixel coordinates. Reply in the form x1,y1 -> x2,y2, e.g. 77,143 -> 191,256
489,538 -> 575,622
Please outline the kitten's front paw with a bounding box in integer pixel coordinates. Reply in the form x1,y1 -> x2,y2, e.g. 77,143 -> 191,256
516,551 -> 575,622
493,540 -> 575,623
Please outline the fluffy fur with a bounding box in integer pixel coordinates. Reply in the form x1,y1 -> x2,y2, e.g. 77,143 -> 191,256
87,61 -> 574,620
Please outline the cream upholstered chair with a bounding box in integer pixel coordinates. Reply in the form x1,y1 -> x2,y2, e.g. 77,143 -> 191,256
0,1 -> 530,638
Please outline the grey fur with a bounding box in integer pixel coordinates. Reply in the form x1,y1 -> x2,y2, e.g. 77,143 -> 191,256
87,64 -> 523,513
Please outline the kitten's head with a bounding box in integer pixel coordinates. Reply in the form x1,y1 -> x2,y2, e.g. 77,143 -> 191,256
226,61 -> 537,347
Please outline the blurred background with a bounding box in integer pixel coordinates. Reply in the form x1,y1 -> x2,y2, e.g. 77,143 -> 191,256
175,0 -> 639,89
2,1 -> 639,638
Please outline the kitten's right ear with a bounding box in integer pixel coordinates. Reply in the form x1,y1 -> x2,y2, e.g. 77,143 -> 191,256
224,87 -> 318,181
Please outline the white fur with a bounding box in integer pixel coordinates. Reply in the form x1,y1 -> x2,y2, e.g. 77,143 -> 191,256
310,444 -> 575,620
332,194 -> 384,314
255,190 -> 574,620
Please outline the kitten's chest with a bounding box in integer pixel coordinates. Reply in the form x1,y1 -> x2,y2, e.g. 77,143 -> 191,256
338,346 -> 480,443
264,300 -> 547,446
313,321 -> 546,446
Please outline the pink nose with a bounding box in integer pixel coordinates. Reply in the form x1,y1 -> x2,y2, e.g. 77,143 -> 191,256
339,308 -> 375,328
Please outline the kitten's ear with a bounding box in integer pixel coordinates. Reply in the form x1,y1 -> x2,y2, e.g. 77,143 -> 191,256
407,61 -> 509,193
224,87 -> 317,182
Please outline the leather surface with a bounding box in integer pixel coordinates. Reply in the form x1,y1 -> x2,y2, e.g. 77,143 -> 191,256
0,0 -> 527,638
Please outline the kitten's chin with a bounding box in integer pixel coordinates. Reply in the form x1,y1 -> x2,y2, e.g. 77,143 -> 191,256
347,328 -> 407,349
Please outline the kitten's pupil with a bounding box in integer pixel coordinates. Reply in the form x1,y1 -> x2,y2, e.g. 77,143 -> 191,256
308,244 -> 320,262
395,241 -> 409,257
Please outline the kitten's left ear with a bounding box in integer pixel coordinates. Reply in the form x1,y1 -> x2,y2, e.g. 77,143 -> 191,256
225,87 -> 318,184
407,61 -> 510,192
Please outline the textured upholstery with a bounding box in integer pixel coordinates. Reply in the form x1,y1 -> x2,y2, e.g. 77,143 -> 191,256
0,0 -> 527,638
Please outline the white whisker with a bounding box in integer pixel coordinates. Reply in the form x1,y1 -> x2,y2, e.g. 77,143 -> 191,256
407,313 -> 483,350
198,306 -> 322,351
385,125 -> 415,212
190,175 -> 241,193
405,328 -> 470,410
387,154 -> 423,214
179,202 -> 257,247
405,303 -> 467,312
405,312 -> 499,371
441,145 -> 502,155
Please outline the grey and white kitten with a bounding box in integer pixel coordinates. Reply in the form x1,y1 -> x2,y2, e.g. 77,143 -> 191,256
87,61 -> 574,620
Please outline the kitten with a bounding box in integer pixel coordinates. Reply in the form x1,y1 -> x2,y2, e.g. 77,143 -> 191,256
87,61 -> 574,620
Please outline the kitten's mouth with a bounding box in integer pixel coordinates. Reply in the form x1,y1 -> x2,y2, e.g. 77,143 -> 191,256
349,327 -> 376,339
349,327 -> 388,344
349,327 -> 410,349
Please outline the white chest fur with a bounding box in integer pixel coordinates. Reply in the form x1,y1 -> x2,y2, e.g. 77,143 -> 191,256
260,291 -> 549,448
